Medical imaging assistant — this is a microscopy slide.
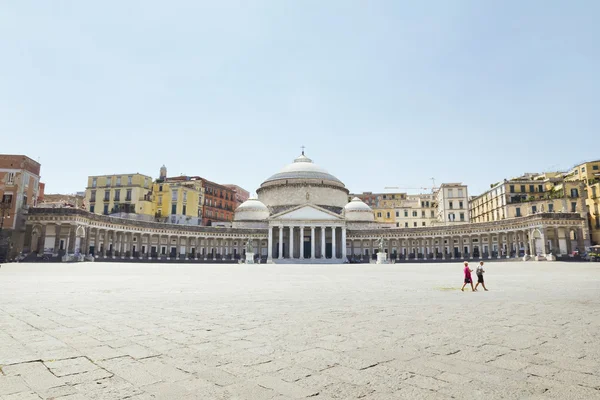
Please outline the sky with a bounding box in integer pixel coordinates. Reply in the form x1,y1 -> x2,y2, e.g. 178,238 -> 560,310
1,1 -> 599,197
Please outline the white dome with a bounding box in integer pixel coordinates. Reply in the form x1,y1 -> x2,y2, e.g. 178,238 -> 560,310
262,153 -> 343,185
344,197 -> 375,222
234,198 -> 269,221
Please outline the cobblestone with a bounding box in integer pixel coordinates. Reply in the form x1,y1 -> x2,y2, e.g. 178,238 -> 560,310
1,262 -> 599,399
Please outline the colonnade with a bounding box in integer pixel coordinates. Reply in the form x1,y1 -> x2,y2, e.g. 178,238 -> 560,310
267,224 -> 347,261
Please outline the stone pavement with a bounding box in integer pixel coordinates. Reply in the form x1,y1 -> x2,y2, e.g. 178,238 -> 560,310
1,262 -> 599,400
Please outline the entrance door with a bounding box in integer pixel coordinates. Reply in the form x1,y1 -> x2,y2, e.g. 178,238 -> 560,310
89,245 -> 95,256
304,240 -> 311,258
325,243 -> 332,258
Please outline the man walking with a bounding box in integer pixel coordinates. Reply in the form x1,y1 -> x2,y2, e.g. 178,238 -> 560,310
475,261 -> 488,291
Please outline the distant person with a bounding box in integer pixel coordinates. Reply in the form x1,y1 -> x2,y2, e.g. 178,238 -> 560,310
474,261 -> 488,291
461,261 -> 475,292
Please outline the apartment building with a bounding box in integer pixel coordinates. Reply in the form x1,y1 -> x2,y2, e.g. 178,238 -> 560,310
85,173 -> 154,220
436,183 -> 469,224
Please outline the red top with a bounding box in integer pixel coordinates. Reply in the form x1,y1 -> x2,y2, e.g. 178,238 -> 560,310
464,266 -> 471,278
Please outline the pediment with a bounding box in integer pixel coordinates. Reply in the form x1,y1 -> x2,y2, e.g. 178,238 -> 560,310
271,205 -> 342,221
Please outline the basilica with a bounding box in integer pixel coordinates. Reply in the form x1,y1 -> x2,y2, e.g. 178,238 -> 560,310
24,153 -> 588,263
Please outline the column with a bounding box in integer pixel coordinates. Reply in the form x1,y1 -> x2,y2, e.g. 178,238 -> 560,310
53,224 -> 62,255
341,227 -> 347,262
300,227 -> 305,259
332,226 -> 337,259
565,229 -> 572,255
289,226 -> 294,260
488,234 -> 493,259
38,224 -> 47,254
450,236 -> 454,259
360,239 -> 364,260
310,226 -> 315,259
553,227 -> 560,256
576,228 -> 585,254
267,227 -> 273,261
278,226 -> 283,260
321,226 -> 326,258
497,233 -> 502,259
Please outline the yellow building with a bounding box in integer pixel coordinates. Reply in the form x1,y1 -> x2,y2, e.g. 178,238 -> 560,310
349,192 -> 406,224
565,160 -> 600,244
85,173 -> 154,220
153,176 -> 204,225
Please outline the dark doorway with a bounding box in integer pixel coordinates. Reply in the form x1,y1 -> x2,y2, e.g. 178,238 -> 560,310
304,240 -> 311,259
89,245 -> 95,256
325,243 -> 332,258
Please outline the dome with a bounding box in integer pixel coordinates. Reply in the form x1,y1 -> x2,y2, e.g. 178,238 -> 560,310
234,198 -> 270,221
262,153 -> 343,184
344,197 -> 375,222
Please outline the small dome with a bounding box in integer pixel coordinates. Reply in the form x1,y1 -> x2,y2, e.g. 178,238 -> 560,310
344,197 -> 375,222
234,198 -> 269,221
262,153 -> 343,185
345,197 -> 373,211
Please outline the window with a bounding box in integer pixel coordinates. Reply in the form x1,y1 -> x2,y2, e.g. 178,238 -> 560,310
405,222 -> 408,227
104,190 -> 110,201
128,176 -> 132,185
114,189 -> 120,201
460,213 -> 465,221
386,212 -> 390,218
106,177 -> 111,187
116,176 -> 121,186
593,165 -> 599,171
90,190 -> 96,202
183,205 -> 187,215
183,192 -> 187,202
570,188 -> 579,198
422,222 -> 426,226
449,201 -> 453,209
459,201 -> 463,209
158,195 -> 163,205
92,178 -> 97,188
538,184 -> 543,193
448,189 -> 453,198
159,185 -> 163,192
520,185 -> 525,192
548,203 -> 554,212
2,194 -> 13,204
90,205 -> 95,213
571,202 -> 577,212
449,213 -> 455,221
431,210 -> 434,218
532,205 -> 537,213
582,167 -> 586,173
103,204 -> 109,215
172,191 -> 177,201
412,211 -> 417,217
395,211 -> 399,217
377,212 -> 382,218
421,211 -> 425,218
458,189 -> 463,198
404,210 -> 408,217
510,185 -> 515,193
516,207 -> 521,217
593,187 -> 597,198
413,222 -> 417,227
6,172 -> 15,185
126,189 -> 132,201
529,185 -> 534,192
172,204 -> 177,214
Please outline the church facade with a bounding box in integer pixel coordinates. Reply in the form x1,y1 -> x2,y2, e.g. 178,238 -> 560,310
24,153 -> 589,263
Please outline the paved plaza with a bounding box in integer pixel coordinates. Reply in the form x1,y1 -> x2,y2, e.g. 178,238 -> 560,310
1,262 -> 599,400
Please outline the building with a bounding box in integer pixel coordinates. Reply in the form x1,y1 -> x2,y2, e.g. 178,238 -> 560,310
202,180 -> 236,226
565,160 -> 600,244
393,194 -> 438,228
224,184 -> 250,209
436,183 -> 469,224
85,173 -> 154,221
0,154 -> 43,259
25,151 -> 589,262
39,193 -> 86,209
349,192 -> 407,224
153,174 -> 203,226
469,173 -> 588,220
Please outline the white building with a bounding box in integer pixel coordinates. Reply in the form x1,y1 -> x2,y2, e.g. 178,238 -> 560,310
435,183 -> 470,224
393,194 -> 437,228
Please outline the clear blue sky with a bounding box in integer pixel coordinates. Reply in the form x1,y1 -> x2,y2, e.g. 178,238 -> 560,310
2,1 -> 598,197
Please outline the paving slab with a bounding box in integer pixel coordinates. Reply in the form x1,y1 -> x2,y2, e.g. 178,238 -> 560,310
1,261 -> 599,399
